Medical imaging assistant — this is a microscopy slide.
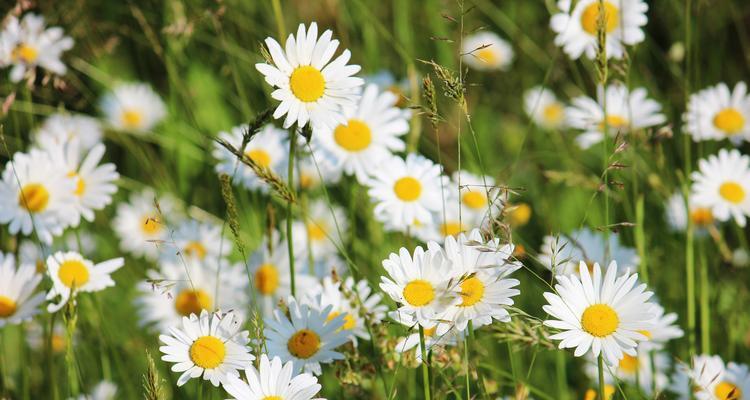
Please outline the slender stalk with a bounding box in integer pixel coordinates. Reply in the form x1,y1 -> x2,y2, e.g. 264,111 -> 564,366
464,332 -> 471,400
287,131 -> 297,296
419,327 -> 431,400
556,351 -> 568,400
597,355 -> 605,400
271,0 -> 287,39
683,0 -> 697,361
698,240 -> 710,354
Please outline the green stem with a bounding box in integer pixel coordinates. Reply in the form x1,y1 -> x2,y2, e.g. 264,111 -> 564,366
699,240 -> 710,354
271,0 -> 287,39
597,355 -> 605,400
556,351 -> 568,400
287,131 -> 297,296
464,332 -> 471,400
419,327 -> 431,400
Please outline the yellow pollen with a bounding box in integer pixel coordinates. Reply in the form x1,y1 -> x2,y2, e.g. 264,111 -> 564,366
58,260 -> 90,289
581,304 -> 619,337
0,296 -> 17,318
714,108 -> 745,135
306,223 -> 327,242
121,109 -> 143,129
458,276 -> 485,307
600,114 -> 628,130
462,191 -> 487,209
245,149 -> 272,168
183,241 -> 207,260
440,221 -> 464,237
618,354 -> 639,374
581,1 -> 620,35
508,203 -> 532,227
719,182 -> 746,204
327,311 -> 357,331
11,43 -> 38,63
67,172 -> 86,196
189,336 -> 226,369
254,263 -> 279,295
475,47 -> 499,66
141,216 -> 162,235
403,280 -> 435,307
334,119 -> 373,152
18,183 -> 50,213
289,66 -> 326,102
543,103 -> 564,124
393,177 -> 422,202
690,208 -> 714,226
174,289 -> 212,317
287,329 -> 321,359
715,381 -> 742,400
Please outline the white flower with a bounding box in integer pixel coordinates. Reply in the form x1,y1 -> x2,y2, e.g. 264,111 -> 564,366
0,13 -> 73,82
100,83 -> 166,132
639,302 -> 684,351
461,31 -> 514,71
223,354 -> 324,400
391,312 -> 461,363
45,251 -> 124,312
538,227 -> 639,276
255,22 -> 364,129
34,113 -> 102,153
159,310 -> 254,387
73,380 -> 118,400
583,351 -> 671,396
293,199 -> 347,259
542,261 -> 655,366
452,170 -> 502,229
213,124 -> 288,191
112,189 -> 174,260
691,149 -> 750,227
669,355 -> 750,400
312,83 -> 410,183
160,218 -> 231,263
550,0 -> 648,60
524,86 -> 566,130
684,82 -> 750,143
296,152 -> 341,188
665,191 -> 715,232
0,252 -> 45,327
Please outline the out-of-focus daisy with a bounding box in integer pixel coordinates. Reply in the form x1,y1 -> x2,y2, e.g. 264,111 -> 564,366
293,199 -> 346,259
45,251 -> 124,312
26,321 -> 69,353
538,227 -> 639,276
391,312 -> 461,363
100,83 -> 166,133
0,148 -> 75,244
112,189 -> 173,260
264,297 -> 349,375
312,83 -> 409,183
34,113 -> 102,152
669,355 -> 750,400
363,70 -> 411,107
0,252 -> 45,327
0,13 -> 73,82
413,196 -> 467,242
639,302 -> 684,351
452,170 -> 502,228
255,22 -> 363,129
296,152 -> 341,188
566,84 -> 666,149
73,380 -> 118,400
691,149 -> 750,227
584,385 -> 615,400
524,86 -> 566,130
461,31 -> 514,71
584,351 -> 671,396
684,82 -> 750,143
366,153 -> 444,231
161,218 -> 231,263
543,261 -> 655,365
665,192 -> 715,232
224,354 -> 323,400
550,0 -> 648,60
159,310 -> 254,387
213,124 -> 288,191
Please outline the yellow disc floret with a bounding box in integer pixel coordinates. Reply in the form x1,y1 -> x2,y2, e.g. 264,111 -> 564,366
289,66 -> 326,102
18,183 -> 50,213
581,1 -> 620,35
393,177 -> 422,202
189,336 -> 226,369
334,119 -> 372,152
403,279 -> 435,307
581,304 -> 619,337
287,329 -> 321,359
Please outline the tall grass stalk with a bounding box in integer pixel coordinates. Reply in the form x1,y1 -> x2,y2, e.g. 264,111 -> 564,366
464,334 -> 471,400
683,0 -> 697,361
555,351 -> 568,400
63,301 -> 80,397
595,0 -> 610,247
698,241 -> 710,354
419,326 -> 431,400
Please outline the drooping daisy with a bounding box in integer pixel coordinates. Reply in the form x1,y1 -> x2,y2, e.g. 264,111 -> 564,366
100,83 -> 166,133
391,311 -> 462,363
0,148 -> 76,244
691,149 -> 750,226
550,0 -> 648,60
524,86 -> 566,130
0,252 -> 45,327
366,153 -> 445,231
112,189 -> 174,260
159,310 -> 254,387
452,170 -> 502,228
538,227 -> 639,276
34,113 -> 102,152
312,83 -> 410,183
160,218 -> 231,263
293,199 -> 346,259
74,380 -> 118,400
0,13 -> 73,82
669,355 -> 750,400
255,22 -> 364,129
264,297 -> 349,375
566,84 -> 666,149
583,351 -> 671,396
460,31 -> 514,71
223,354 -> 323,400
542,261 -> 655,366
684,82 -> 750,143
45,251 -> 124,312
665,192 -> 715,232
213,124 -> 288,191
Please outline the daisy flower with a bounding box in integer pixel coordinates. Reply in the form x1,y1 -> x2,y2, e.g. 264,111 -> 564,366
363,70 -> 411,107
542,261 -> 655,366
0,13 -> 73,82
74,380 -> 118,400
538,227 -> 639,276
0,148 -> 76,244
293,199 -> 346,259
584,351 -> 671,396
223,354 -> 323,400
691,149 -> 750,227
524,86 -> 566,130
665,192 -> 715,232
159,310 -> 254,387
414,196 -> 467,242
453,170 -> 502,228
296,152 -> 341,188
566,84 -> 666,149
391,312 -> 461,363
213,124 -> 288,191
34,113 -> 102,152
366,153 -> 445,231
550,0 -> 648,60
669,355 -> 750,400
638,302 -> 684,351
264,297 -> 349,375
160,218 -> 231,263
255,22 -> 364,129
684,82 -> 750,143
311,83 -> 410,183
112,189 -> 174,260
26,321 -> 69,353
460,31 -> 514,71
0,252 -> 45,327
45,251 -> 124,312
100,83 -> 166,133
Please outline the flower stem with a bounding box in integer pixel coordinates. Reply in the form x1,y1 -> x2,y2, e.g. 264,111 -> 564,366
419,326 -> 431,400
698,240 -> 710,354
287,130 -> 297,296
556,351 -> 568,400
464,332 -> 471,400
597,354 -> 605,400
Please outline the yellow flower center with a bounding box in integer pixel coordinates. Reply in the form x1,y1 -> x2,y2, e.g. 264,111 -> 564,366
0,296 -> 17,318
402,279 -> 435,307
189,336 -> 226,369
440,221 -> 464,237
719,182 -> 746,204
262,397 -> 283,400
300,173 -> 315,189
584,385 -> 615,400
327,311 -> 357,331
183,241 -> 207,260
334,119 -> 373,152
713,108 -> 745,135
581,304 -> 619,337
51,334 -> 66,353
600,114 -> 628,130
715,381 -> 742,400
618,354 -> 638,374
58,260 -> 90,289
121,109 -> 143,129
475,47 -> 499,66
581,1 -> 620,35
508,203 -> 532,227
462,191 -> 487,209
245,149 -> 272,168
67,172 -> 86,197
458,276 -> 485,307
141,216 -> 162,235
543,103 -> 564,124
18,183 -> 50,213
287,329 -> 321,359
638,330 -> 652,339
393,177 -> 422,202
174,289 -> 212,317
254,263 -> 279,295
11,43 -> 38,63
306,223 -> 327,242
690,208 -> 714,226
289,66 -> 326,102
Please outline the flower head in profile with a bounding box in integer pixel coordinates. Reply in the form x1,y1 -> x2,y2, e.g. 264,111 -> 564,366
691,149 -> 750,227
213,124 -> 288,191
461,31 -> 514,71
223,354 -> 324,400
524,86 -> 566,130
0,252 -> 45,327
160,218 -> 231,263
665,191 -> 715,233
112,189 -> 174,260
684,82 -> 750,143
0,13 -> 73,82
100,83 -> 166,133
45,251 -> 124,313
